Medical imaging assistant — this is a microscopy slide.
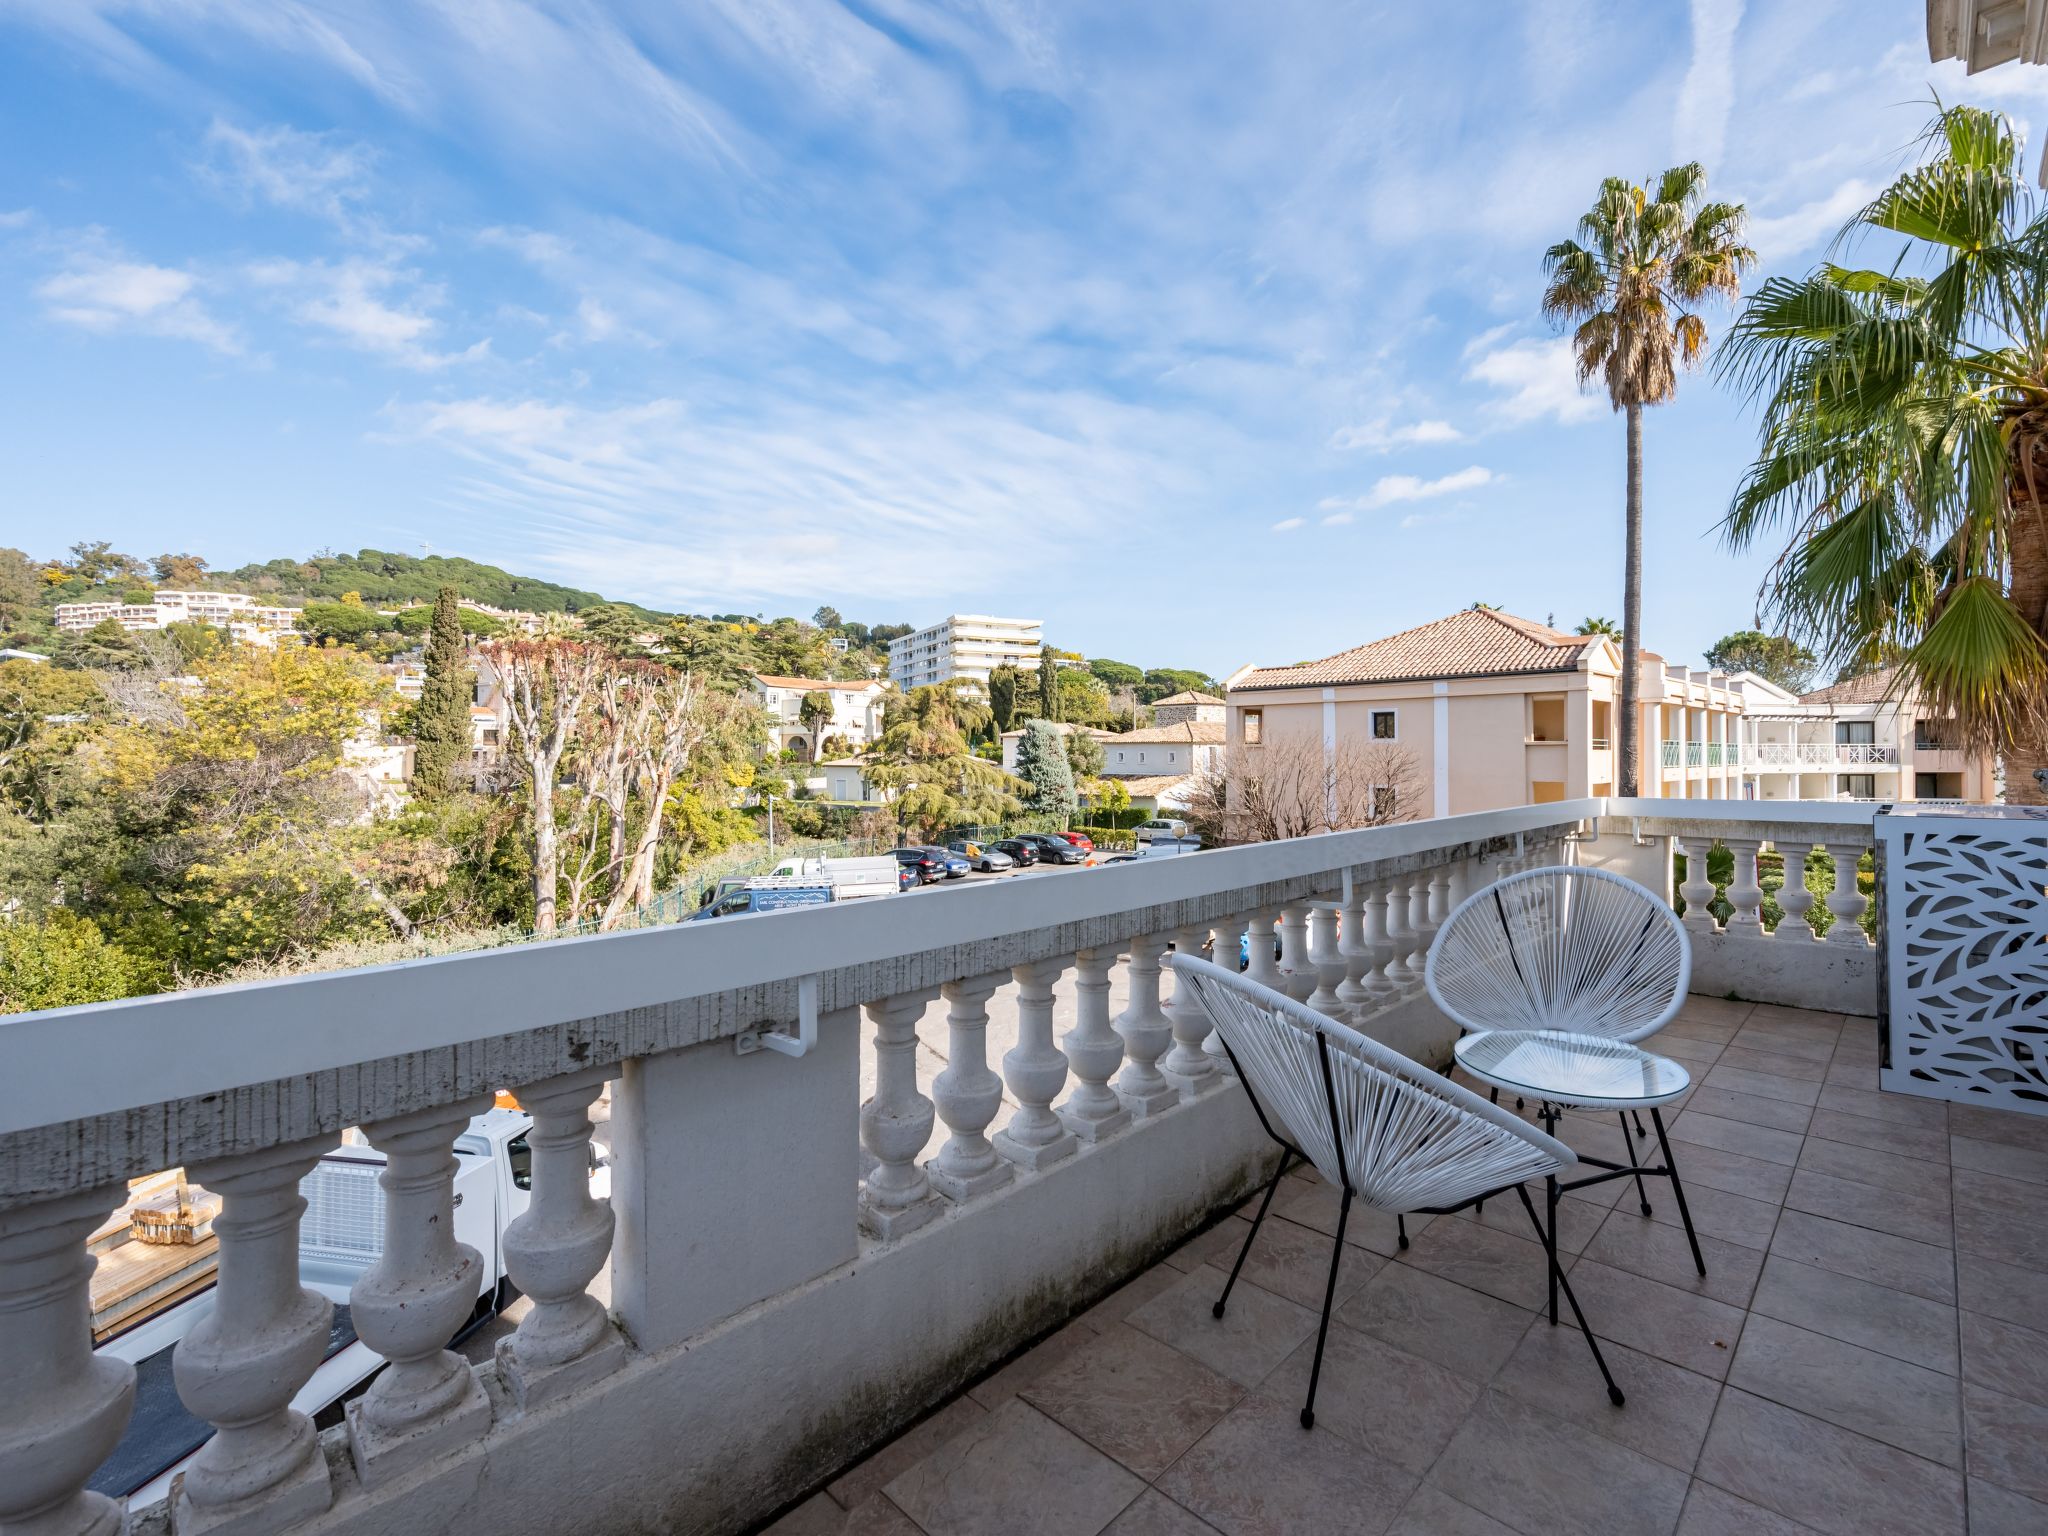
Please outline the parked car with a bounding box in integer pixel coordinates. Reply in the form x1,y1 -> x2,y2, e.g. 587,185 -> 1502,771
991,837 -> 1038,867
1101,852 -> 1141,865
1050,830 -> 1095,852
947,839 -> 1014,872
1136,817 -> 1189,842
691,879 -> 835,920
891,846 -> 946,884
916,845 -> 972,879
1015,832 -> 1087,865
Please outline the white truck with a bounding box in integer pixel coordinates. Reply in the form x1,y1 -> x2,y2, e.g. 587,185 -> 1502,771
93,1107 -> 570,1508
762,853 -> 901,900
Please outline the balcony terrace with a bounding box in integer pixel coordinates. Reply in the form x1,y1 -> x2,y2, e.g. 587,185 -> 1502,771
2,799 -> 2044,1536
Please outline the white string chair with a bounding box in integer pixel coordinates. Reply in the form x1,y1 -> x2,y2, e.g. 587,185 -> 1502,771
1166,953 -> 1625,1425
1426,866 -> 1690,1045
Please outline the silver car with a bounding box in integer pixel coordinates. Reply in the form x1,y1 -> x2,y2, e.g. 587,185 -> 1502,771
948,840 -> 1015,872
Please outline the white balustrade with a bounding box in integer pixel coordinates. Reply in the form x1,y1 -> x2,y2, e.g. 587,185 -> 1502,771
497,1066 -> 625,1411
1380,878 -> 1416,988
929,974 -> 1014,1200
1723,839 -> 1765,937
0,1186 -> 134,1536
1058,948 -> 1130,1143
1403,875 -> 1434,978
861,990 -> 943,1237
1677,838 -> 1719,936
1243,908 -> 1283,995
1162,925 -> 1222,1095
346,1094 -> 496,1486
1276,902 -> 1316,1002
173,1136 -> 339,1530
1824,843 -> 1871,945
1333,875 -> 1372,1020
1114,934 -> 1180,1116
1362,880 -> 1397,1001
996,958 -> 1078,1171
1777,841 -> 1817,939
1205,914 -> 1244,1061
1306,904 -> 1346,1017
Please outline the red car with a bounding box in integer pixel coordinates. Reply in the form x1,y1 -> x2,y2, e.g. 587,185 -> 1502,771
1050,830 -> 1094,852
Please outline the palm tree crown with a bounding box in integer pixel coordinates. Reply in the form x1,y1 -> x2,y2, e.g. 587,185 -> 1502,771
1718,105 -> 2048,789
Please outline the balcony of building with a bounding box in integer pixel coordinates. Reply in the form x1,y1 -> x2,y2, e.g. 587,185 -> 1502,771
4,800 -> 2044,1536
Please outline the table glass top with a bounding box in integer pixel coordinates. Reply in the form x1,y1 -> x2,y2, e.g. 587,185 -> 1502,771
1454,1030 -> 1690,1107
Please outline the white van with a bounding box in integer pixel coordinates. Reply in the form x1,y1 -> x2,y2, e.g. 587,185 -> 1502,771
1136,817 -> 1190,842
766,854 -> 900,900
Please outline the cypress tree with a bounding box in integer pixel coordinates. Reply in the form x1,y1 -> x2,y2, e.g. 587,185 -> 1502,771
1038,648 -> 1061,723
413,585 -> 475,798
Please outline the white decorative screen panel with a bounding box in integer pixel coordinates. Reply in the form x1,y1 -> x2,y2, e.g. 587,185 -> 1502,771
1877,807 -> 2048,1116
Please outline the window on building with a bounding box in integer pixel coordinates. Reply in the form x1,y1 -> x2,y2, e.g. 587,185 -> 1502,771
1137,751 -> 1145,763
1242,709 -> 1262,745
1840,774 -> 1876,800
1370,710 -> 1396,740
1370,785 -> 1397,820
1835,721 -> 1875,745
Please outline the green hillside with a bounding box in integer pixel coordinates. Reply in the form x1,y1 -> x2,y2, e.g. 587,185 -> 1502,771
221,549 -> 669,620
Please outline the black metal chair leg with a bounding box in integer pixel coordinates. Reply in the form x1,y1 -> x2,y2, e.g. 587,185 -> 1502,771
1650,1108 -> 1707,1277
1620,1113 -> 1653,1215
1514,1184 -> 1625,1407
1631,1108 -> 1649,1141
1215,1149 -> 1292,1318
1397,1214 -> 1408,1250
1300,1187 -> 1353,1430
1545,1173 -> 1560,1323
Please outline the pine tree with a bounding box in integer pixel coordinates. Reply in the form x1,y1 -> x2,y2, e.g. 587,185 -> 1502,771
413,585 -> 475,798
1038,649 -> 1061,722
988,665 -> 1019,733
1013,719 -> 1077,819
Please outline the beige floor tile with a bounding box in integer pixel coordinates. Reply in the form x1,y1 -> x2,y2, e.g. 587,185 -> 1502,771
1156,1391 -> 1417,1536
1948,1103 -> 2048,1155
1428,1387 -> 1690,1536
762,1492 -> 855,1535
1729,1314 -> 1962,1467
1082,1263 -> 1188,1333
1769,1209 -> 1956,1304
1785,1167 -> 1952,1248
1452,1183 -> 1606,1254
843,1498 -> 923,1535
1806,1107 -> 1946,1162
1655,1033 -> 1727,1067
1385,1485 -> 1519,1536
1260,1325 -> 1480,1474
1749,1253 -> 1959,1374
1582,1206 -> 1764,1308
1960,1311 -> 2048,1410
1335,1261 -> 1535,1382
827,1395 -> 989,1511
1963,1385 -> 2048,1504
1695,1387 -> 1964,1536
1952,1171 -> 2048,1272
1744,1004 -> 1845,1034
1493,1318 -> 1723,1473
1673,995 -> 1753,1028
1681,1085 -> 1814,1136
1398,1212 -> 1552,1311
1957,1251 -> 2048,1329
1729,1025 -> 1838,1063
1272,1180 -> 1427,1257
1660,1139 -> 1796,1204
1099,1490 -> 1224,1536
1125,1264 -> 1316,1390
1643,1178 -> 1783,1252
1815,1082 -> 1948,1130
1673,1480 -> 1815,1535
1220,1211 -> 1384,1311
1718,1045 -> 1830,1083
1669,1109 -> 1806,1167
885,1400 -> 1144,1536
1822,1059 -> 1879,1091
1703,1065 -> 1821,1108
1950,1135 -> 2048,1188
970,1322 -> 1099,1409
1022,1324 -> 1243,1480
1162,1217 -> 1253,1274
1558,1258 -> 1746,1380
1966,1476 -> 2048,1536
1794,1134 -> 1955,1203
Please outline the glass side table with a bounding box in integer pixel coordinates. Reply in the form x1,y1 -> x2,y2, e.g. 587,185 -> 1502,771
1454,1029 -> 1706,1321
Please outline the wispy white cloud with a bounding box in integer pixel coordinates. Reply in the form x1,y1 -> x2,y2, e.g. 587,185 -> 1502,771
1674,0 -> 1746,170
1272,516 -> 1305,532
1329,417 -> 1461,453
1321,465 -> 1497,517
1465,337 -> 1601,425
246,257 -> 486,369
1747,175 -> 1879,265
198,120 -> 375,230
37,252 -> 241,354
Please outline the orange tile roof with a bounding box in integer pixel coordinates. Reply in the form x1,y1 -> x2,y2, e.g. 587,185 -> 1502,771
1233,609 -> 1594,690
1107,721 -> 1226,745
1151,690 -> 1223,705
1799,667 -> 1900,706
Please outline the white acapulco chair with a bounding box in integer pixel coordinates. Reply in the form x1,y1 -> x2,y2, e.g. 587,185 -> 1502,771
1164,953 -> 1626,1428
1425,864 -> 1706,1274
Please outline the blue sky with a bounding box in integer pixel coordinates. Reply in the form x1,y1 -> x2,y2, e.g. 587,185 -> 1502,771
3,1 -> 2045,678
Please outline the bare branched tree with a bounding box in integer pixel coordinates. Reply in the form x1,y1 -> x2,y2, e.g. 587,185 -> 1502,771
484,639 -> 602,935
1184,736 -> 1421,846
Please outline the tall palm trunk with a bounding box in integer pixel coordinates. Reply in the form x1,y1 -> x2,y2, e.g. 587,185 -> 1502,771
1619,401 -> 1644,797
2008,479 -> 2048,805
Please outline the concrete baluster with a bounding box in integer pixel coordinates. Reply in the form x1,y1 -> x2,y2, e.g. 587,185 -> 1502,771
1824,843 -> 1871,945
1162,924 -> 1222,1095
1205,913 -> 1246,1062
1404,875 -> 1434,978
860,990 -> 944,1237
497,1066 -> 626,1411
1277,902 -> 1317,1002
1243,908 -> 1284,995
346,1094 -> 496,1486
1776,841 -> 1818,940
173,1137 -> 339,1531
1362,879 -> 1397,1001
929,974 -> 1014,1200
997,958 -> 1078,1171
1677,838 -> 1719,936
1114,934 -> 1181,1116
1334,873 -> 1373,1021
0,1186 -> 135,1536
1380,877 -> 1416,989
1059,947 -> 1130,1143
1723,839 -> 1766,937
1306,903 -> 1346,1017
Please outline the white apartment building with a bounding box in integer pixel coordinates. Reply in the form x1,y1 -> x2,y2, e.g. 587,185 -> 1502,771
1732,667 -> 1996,805
751,674 -> 890,758
54,590 -> 304,645
887,615 -> 1041,692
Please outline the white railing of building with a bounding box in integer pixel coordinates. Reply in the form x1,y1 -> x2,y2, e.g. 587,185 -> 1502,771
0,798 -> 1888,1536
1750,742 -> 1898,768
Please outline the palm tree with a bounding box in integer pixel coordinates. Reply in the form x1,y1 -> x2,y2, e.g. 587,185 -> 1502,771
1543,165 -> 1755,794
1575,616 -> 1622,638
1718,105 -> 2048,801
